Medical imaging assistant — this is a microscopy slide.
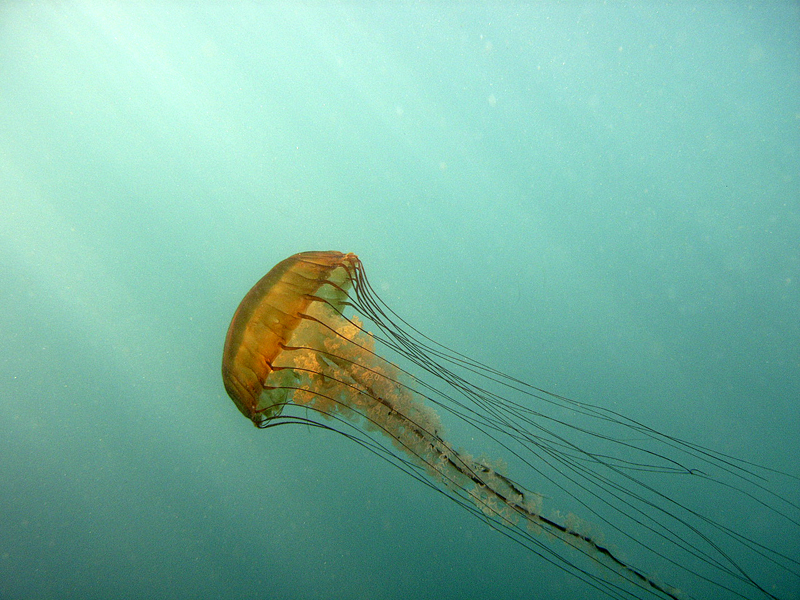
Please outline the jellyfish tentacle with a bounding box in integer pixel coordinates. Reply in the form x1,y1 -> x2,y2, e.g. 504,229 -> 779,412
279,331 -> 684,600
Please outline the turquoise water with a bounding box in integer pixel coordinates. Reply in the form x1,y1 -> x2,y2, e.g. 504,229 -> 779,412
1,3 -> 798,599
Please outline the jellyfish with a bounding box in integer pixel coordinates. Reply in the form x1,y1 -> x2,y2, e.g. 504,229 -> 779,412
222,251 -> 798,600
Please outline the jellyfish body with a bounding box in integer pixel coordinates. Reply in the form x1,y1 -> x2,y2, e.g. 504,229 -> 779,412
222,251 -> 356,423
222,251 -> 798,600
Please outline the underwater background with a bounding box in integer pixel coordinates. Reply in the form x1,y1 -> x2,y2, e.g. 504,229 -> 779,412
1,3 -> 798,600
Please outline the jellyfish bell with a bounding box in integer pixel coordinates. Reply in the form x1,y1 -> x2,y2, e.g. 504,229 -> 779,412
222,251 -> 799,600
222,251 -> 357,425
